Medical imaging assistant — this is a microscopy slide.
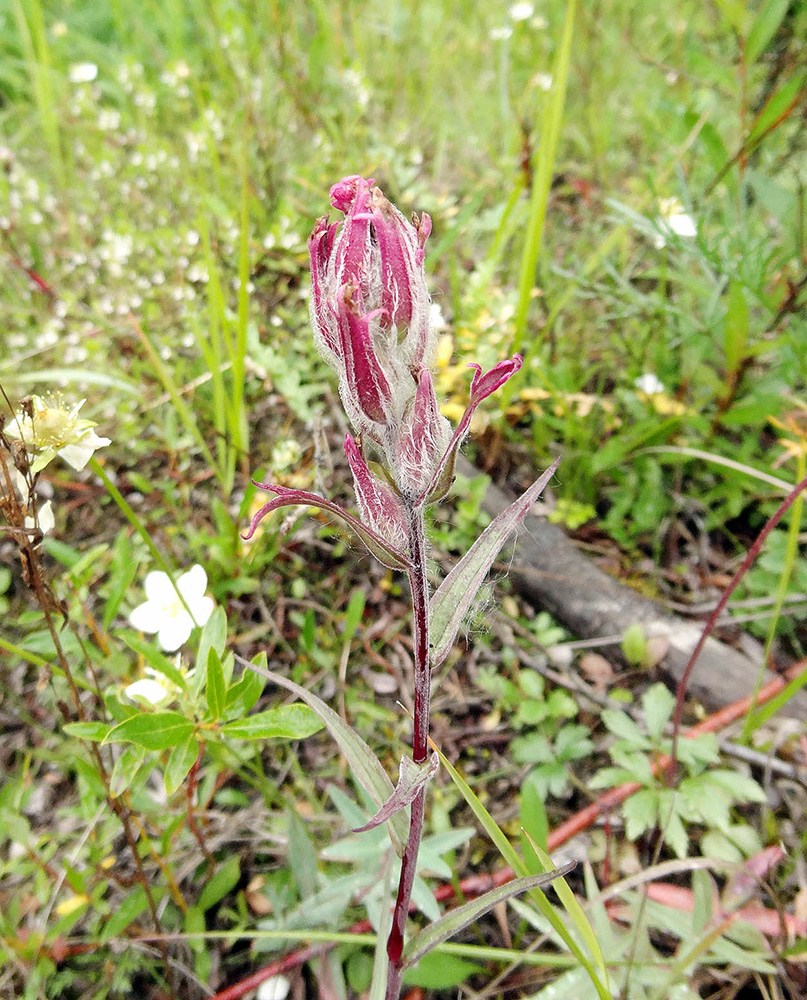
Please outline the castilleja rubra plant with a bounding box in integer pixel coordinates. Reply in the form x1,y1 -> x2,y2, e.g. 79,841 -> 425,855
244,176 -> 562,998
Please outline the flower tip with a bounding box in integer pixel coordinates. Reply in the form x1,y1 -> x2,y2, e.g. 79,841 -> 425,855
329,175 -> 374,213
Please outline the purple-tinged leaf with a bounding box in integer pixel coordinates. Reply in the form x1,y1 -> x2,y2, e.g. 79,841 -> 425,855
429,459 -> 560,667
401,862 -> 576,970
242,483 -> 412,571
240,656 -> 408,856
352,751 -> 439,833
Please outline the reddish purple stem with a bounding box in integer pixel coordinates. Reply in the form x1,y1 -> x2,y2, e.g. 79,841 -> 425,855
385,500 -> 431,996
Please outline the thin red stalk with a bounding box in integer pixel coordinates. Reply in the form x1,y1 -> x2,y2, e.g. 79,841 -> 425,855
386,503 -> 431,996
670,471 -> 807,769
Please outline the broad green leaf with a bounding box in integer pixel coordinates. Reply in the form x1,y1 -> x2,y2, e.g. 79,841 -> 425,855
101,886 -> 150,942
109,744 -> 146,798
219,704 -> 323,741
205,647 -> 226,721
164,734 -> 200,796
745,0 -> 790,64
430,460 -> 559,668
241,658 -> 406,855
198,854 -> 240,912
105,711 -> 195,750
403,952 -> 481,989
63,721 -> 113,742
401,866 -> 575,969
642,683 -> 675,742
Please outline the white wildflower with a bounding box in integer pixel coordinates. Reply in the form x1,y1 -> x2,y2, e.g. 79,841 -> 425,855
489,26 -> 513,41
5,394 -> 111,473
634,373 -> 666,395
533,72 -> 553,91
654,197 -> 697,248
129,565 -> 215,652
69,62 -> 98,84
124,678 -> 171,706
509,2 -> 534,21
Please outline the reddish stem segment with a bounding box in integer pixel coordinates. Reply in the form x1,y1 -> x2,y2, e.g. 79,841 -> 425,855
385,502 -> 431,996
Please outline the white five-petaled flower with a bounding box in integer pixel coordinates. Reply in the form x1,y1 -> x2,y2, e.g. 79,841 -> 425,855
129,565 -> 215,652
5,394 -> 111,474
634,373 -> 666,395
654,197 -> 697,248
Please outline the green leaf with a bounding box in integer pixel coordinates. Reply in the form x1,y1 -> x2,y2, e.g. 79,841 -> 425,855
430,460 -> 559,668
435,746 -> 612,1000
194,606 -> 227,695
402,866 -> 575,969
219,704 -> 323,741
225,653 -> 266,714
747,73 -> 806,147
198,854 -> 240,912
343,588 -> 366,639
621,623 -> 648,668
63,721 -> 113,742
642,683 -> 675,742
623,788 -> 659,840
164,734 -> 200,796
101,886 -> 150,942
205,647 -> 226,721
286,807 -> 318,898
240,658 -> 407,855
724,281 -> 749,376
105,711 -> 195,751
109,744 -> 146,798
104,530 -> 138,630
524,831 -> 608,985
520,772 -> 549,861
745,0 -> 790,64
121,636 -> 188,691
403,952 -> 481,989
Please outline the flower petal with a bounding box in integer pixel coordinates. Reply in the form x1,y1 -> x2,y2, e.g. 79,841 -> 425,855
144,571 -> 175,604
129,600 -> 160,633
157,616 -> 193,652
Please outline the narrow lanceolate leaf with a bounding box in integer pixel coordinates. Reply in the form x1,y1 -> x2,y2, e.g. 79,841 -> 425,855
205,647 -> 226,721
401,864 -> 576,970
104,711 -> 195,751
164,734 -> 200,796
242,484 -> 413,571
352,752 -> 439,833
219,704 -> 323,740
64,721 -> 113,742
241,656 -> 407,856
429,459 -> 560,667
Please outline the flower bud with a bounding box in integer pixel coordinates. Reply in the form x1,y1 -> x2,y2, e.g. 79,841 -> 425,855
395,368 -> 451,499
308,176 -> 435,437
344,434 -> 407,553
